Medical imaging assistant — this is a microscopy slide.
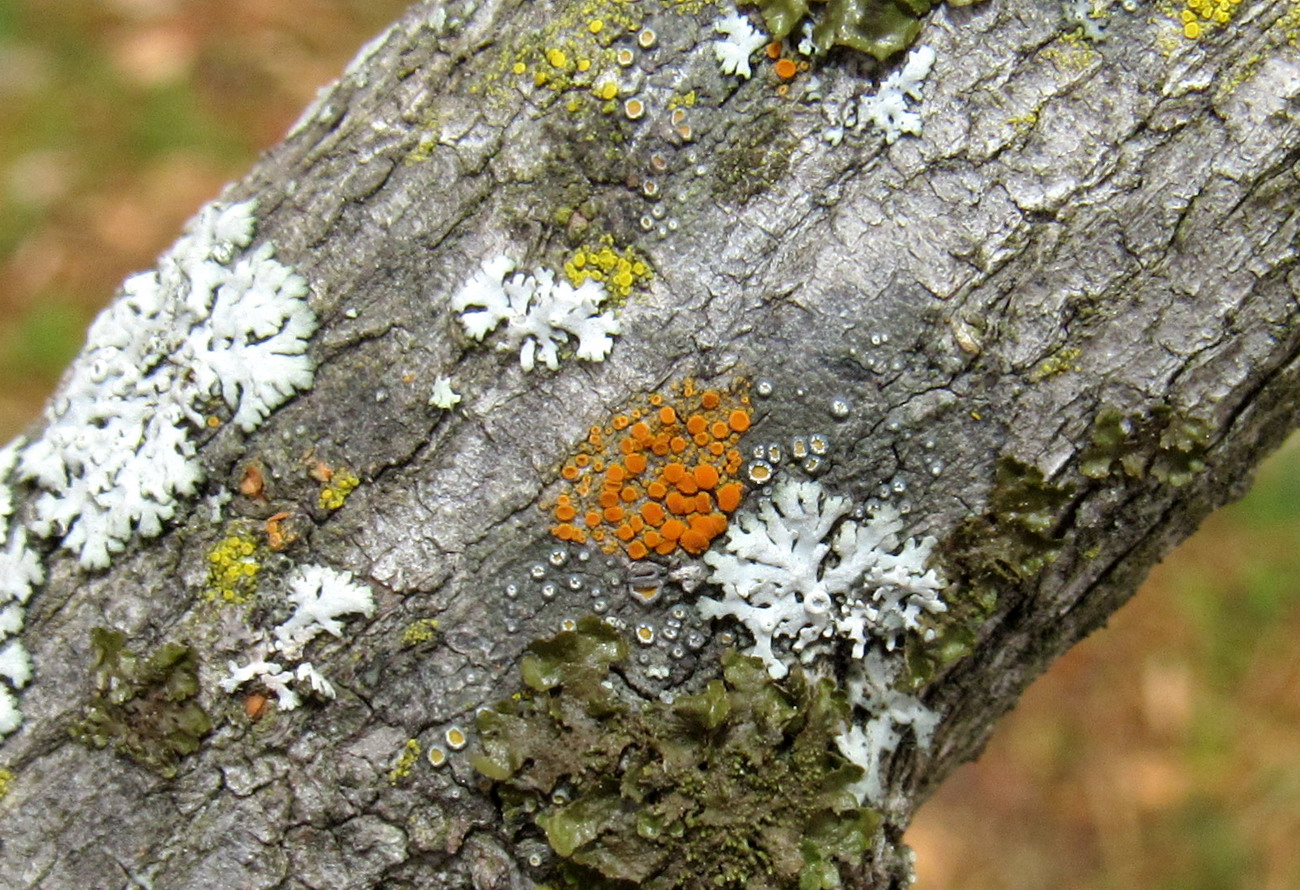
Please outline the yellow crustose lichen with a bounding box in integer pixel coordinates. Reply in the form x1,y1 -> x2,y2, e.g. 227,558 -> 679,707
388,738 -> 423,784
0,767 -> 13,800
1181,0 -> 1242,38
204,530 -> 262,604
563,236 -> 652,301
319,468 -> 360,511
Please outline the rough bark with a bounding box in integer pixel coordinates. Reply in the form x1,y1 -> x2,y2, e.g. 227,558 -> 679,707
1,0 -> 1298,888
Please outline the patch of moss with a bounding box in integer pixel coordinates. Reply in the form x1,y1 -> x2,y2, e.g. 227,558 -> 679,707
1080,406 -> 1211,487
474,618 -> 879,890
69,629 -> 212,778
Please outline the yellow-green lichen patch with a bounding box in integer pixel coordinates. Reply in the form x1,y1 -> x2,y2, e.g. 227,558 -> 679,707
204,528 -> 263,604
563,236 -> 653,302
473,618 -> 880,889
1028,346 -> 1081,382
318,467 -> 361,511
401,618 -> 441,647
713,110 -> 796,205
1041,30 -> 1101,73
388,738 -> 423,785
547,379 -> 752,560
1178,0 -> 1243,39
69,629 -> 213,778
0,767 -> 12,800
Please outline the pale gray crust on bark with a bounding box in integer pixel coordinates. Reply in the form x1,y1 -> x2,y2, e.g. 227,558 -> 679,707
1,0 -> 1298,888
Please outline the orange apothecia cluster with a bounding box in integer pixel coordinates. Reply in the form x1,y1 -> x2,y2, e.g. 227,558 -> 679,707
549,381 -> 752,559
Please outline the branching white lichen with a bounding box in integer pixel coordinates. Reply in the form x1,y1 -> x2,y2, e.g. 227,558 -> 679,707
818,45 -> 937,145
452,256 -> 619,372
713,9 -> 769,79
838,650 -> 940,804
273,564 -> 376,657
699,478 -> 946,804
858,45 -> 936,144
428,376 -> 462,409
16,199 -> 317,569
0,440 -> 42,739
223,564 -> 374,711
700,479 -> 945,678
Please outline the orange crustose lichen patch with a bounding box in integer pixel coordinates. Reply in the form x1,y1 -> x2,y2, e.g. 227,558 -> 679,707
546,379 -> 753,558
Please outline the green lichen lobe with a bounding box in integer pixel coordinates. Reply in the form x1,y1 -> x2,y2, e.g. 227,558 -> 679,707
474,618 -> 879,890
944,457 -> 1073,593
750,0 -> 979,61
1080,406 -> 1211,487
70,628 -> 213,778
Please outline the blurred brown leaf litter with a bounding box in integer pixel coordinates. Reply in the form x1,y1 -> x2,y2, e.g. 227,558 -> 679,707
2,4 -> 1299,889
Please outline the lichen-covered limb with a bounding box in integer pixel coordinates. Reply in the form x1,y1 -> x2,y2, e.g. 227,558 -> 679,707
1,0 -> 1299,888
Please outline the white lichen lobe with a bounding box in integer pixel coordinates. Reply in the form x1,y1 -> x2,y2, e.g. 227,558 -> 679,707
428,376 -> 462,409
713,9 -> 769,79
698,477 -> 947,804
700,479 -> 945,678
222,564 -> 375,711
452,255 -> 619,372
0,441 -> 41,739
17,199 -> 317,569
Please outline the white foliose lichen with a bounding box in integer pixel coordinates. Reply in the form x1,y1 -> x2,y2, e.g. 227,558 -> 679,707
819,45 -> 937,145
713,8 -> 769,79
273,564 -> 377,657
16,199 -> 317,570
699,477 -> 947,804
223,564 -> 374,710
452,255 -> 620,372
837,650 -> 940,804
428,376 -> 462,409
858,45 -> 936,144
0,440 -> 43,740
700,478 -> 946,678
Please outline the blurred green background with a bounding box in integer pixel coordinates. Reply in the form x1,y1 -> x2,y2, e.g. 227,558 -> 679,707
2,3 -> 1298,888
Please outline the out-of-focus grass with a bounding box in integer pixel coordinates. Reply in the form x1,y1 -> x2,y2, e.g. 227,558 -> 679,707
4,4 -> 1300,889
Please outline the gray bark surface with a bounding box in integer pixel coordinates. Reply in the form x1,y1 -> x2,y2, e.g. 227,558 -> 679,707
1,0 -> 1299,888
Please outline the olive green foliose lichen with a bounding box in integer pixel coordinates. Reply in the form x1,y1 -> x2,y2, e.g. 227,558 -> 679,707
749,0 -> 982,61
1080,406 -> 1211,487
70,628 -> 213,778
473,617 -> 879,890
943,456 -> 1073,594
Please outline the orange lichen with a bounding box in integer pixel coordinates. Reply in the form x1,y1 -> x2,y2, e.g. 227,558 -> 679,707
546,379 -> 753,559
774,58 -> 797,80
